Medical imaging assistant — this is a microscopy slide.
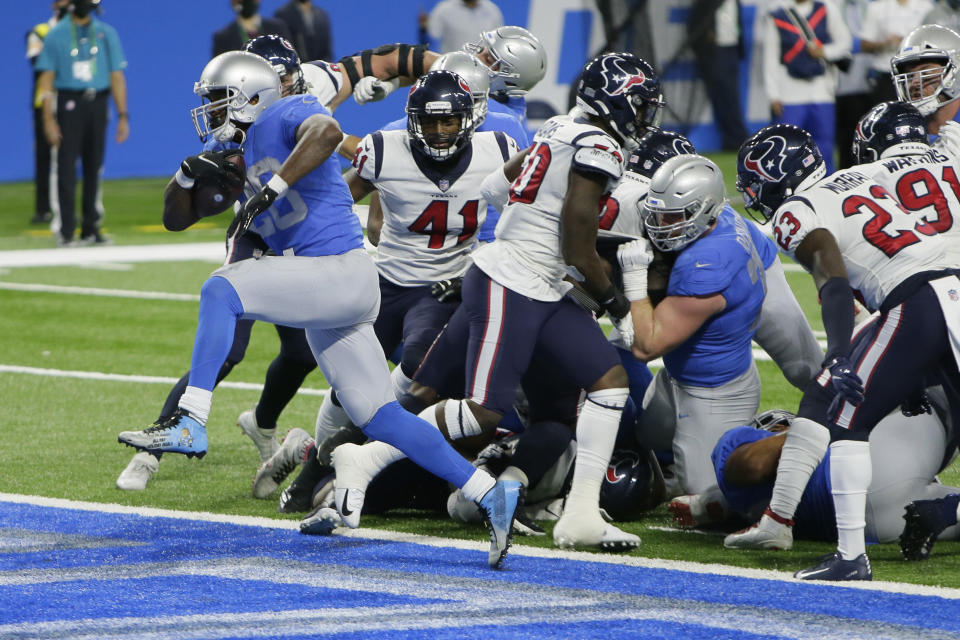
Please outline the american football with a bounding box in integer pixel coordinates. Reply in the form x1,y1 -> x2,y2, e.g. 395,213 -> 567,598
192,153 -> 245,218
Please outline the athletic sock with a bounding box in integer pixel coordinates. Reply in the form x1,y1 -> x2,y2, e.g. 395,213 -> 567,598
830,439 -> 871,560
565,388 -> 628,514
768,417 -> 830,520
178,386 -> 212,425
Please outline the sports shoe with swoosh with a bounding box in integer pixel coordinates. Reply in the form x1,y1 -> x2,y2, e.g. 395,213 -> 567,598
794,552 -> 872,581
331,443 -> 374,529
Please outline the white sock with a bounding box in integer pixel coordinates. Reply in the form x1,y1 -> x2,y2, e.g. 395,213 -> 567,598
768,417 -> 830,519
566,387 -> 628,514
178,386 -> 212,425
443,400 -> 483,440
830,439 -> 871,560
461,469 -> 497,503
315,392 -> 350,443
390,366 -> 414,402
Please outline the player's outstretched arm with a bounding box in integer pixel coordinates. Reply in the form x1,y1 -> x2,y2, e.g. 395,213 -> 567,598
330,44 -> 440,110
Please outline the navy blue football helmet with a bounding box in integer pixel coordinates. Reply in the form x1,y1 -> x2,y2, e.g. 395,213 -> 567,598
851,101 -> 929,165
736,124 -> 826,223
406,70 -> 478,161
627,128 -> 696,179
243,35 -> 305,96
599,448 -> 666,520
576,53 -> 663,151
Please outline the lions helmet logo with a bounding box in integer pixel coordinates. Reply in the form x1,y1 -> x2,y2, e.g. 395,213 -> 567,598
605,450 -> 641,483
743,135 -> 788,182
601,55 -> 647,96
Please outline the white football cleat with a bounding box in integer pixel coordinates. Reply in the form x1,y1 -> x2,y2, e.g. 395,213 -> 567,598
668,492 -> 728,528
237,408 -> 279,464
252,428 -> 313,499
116,452 -> 159,491
553,510 -> 640,551
331,442 -> 375,529
724,510 -> 794,550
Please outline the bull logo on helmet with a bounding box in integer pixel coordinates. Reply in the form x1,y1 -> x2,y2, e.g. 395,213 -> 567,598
605,450 -> 641,483
601,55 -> 647,96
743,135 -> 788,182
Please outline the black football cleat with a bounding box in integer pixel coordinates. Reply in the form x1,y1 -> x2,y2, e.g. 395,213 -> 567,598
900,494 -> 960,561
794,552 -> 872,581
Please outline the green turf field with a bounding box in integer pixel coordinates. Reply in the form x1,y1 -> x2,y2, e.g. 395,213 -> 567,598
3,157 -> 960,588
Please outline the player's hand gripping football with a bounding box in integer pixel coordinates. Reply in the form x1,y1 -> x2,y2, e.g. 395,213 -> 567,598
617,238 -> 654,301
180,148 -> 244,188
228,176 -> 285,242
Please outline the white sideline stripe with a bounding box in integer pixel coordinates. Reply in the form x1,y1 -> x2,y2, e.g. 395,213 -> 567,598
0,281 -> 201,301
2,492 -> 959,600
0,364 -> 328,396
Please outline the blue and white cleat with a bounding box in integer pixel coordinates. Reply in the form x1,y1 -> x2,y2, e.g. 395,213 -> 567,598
117,409 -> 208,459
794,552 -> 872,581
299,506 -> 341,536
478,480 -> 523,569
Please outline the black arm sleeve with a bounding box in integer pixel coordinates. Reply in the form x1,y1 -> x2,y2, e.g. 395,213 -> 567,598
819,276 -> 856,363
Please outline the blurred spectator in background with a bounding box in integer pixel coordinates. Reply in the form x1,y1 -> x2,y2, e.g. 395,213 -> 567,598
860,0 -> 932,105
26,0 -> 70,226
274,0 -> 333,62
688,0 -> 749,151
833,0 -> 872,169
924,0 -> 960,32
212,0 -> 291,57
420,0 -> 503,53
762,0 -> 851,173
35,0 -> 129,247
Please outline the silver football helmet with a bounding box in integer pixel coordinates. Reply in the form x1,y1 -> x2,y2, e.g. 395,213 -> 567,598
432,51 -> 491,125
642,154 -> 727,252
191,51 -> 282,143
751,409 -> 795,432
891,24 -> 960,116
464,26 -> 547,98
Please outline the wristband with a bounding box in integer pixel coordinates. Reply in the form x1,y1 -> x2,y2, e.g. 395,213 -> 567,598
621,266 -> 649,302
174,168 -> 195,190
600,284 -> 631,320
266,174 -> 289,197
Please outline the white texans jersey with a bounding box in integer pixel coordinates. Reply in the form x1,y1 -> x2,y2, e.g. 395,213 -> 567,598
863,148 -> 960,267
933,121 -> 960,161
472,115 -> 625,301
353,129 -> 517,286
302,60 -> 345,110
772,167 -> 951,311
602,169 -> 651,239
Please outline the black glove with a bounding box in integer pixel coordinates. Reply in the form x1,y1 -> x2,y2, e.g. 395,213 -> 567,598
180,148 -> 244,189
599,284 -> 631,321
824,355 -> 865,422
901,389 -> 933,417
431,277 -> 463,303
227,182 -> 280,242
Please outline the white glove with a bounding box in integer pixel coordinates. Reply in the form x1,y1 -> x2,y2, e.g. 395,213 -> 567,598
608,311 -> 635,351
617,238 -> 654,301
353,77 -> 397,104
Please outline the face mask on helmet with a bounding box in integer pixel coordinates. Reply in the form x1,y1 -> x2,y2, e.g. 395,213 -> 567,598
751,409 -> 795,432
191,52 -> 282,144
641,155 -> 725,252
464,26 -> 547,98
891,25 -> 960,116
406,70 -> 477,161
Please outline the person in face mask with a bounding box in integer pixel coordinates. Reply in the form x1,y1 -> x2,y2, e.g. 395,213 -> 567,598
212,0 -> 293,58
34,0 -> 129,246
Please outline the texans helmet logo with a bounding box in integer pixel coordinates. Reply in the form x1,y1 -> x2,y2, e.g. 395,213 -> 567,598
601,55 -> 646,96
458,77 -> 471,94
605,450 -> 640,483
743,135 -> 788,182
673,138 -> 696,156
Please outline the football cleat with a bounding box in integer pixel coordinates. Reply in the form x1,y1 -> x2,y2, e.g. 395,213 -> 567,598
252,428 -> 313,499
794,552 -> 873,581
553,510 -> 640,551
237,407 -> 279,464
116,452 -> 159,491
724,510 -> 794,550
277,485 -> 313,514
331,443 -> 376,529
900,494 -> 960,561
513,509 -> 545,536
299,506 -> 342,536
117,409 -> 208,458
478,480 -> 523,569
668,493 -> 727,528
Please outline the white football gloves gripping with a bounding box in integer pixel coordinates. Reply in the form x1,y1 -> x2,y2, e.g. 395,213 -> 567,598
617,238 -> 654,301
352,77 -> 399,104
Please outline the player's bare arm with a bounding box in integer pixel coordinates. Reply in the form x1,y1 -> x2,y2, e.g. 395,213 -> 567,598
162,179 -> 200,232
560,168 -> 617,301
628,292 -> 726,362
280,114 -> 344,184
723,434 -> 787,485
792,228 -> 855,361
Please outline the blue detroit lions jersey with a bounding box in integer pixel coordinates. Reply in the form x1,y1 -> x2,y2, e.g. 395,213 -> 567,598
742,210 -> 778,269
490,95 -> 528,132
240,95 -> 361,257
380,111 -> 529,242
664,209 -> 766,387
713,426 -> 836,541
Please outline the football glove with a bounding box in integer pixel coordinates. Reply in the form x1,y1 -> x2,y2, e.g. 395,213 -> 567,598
824,355 -> 864,422
181,148 -> 244,187
617,238 -> 654,301
609,311 -> 635,351
228,181 -> 281,242
431,277 -> 463,303
353,77 -> 395,104
901,389 -> 933,417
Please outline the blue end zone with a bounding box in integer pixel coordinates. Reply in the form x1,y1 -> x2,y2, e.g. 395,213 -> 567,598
2,500 -> 959,638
